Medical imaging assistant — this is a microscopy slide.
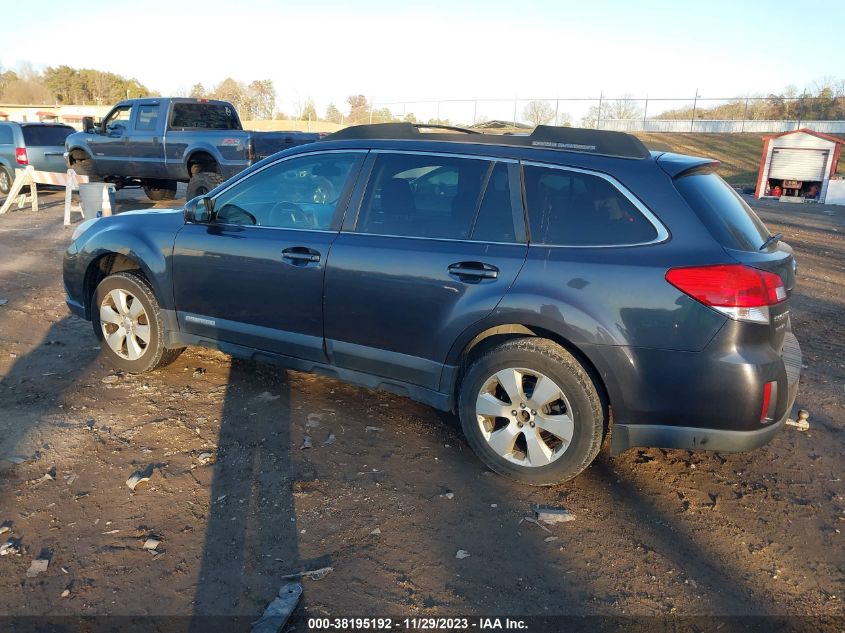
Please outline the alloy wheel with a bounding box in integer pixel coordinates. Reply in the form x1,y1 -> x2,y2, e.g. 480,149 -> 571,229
99,289 -> 151,360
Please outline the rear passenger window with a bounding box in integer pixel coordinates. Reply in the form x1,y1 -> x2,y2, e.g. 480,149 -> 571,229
471,163 -> 518,243
523,165 -> 658,246
135,105 -> 160,131
356,154 -> 488,240
0,126 -> 12,145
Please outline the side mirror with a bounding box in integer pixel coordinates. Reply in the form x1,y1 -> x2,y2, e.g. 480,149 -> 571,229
82,116 -> 95,133
185,196 -> 213,223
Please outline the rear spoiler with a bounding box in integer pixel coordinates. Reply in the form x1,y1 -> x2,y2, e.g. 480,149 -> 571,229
655,152 -> 719,178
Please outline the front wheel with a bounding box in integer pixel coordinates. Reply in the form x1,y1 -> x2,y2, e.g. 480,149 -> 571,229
143,180 -> 178,201
92,272 -> 184,373
458,337 -> 605,485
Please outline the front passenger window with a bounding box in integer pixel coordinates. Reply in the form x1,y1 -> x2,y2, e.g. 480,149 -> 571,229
213,153 -> 359,230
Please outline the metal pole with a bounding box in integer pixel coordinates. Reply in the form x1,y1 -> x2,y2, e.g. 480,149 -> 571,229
797,90 -> 806,129
513,97 -> 518,127
437,100 -> 441,123
690,89 -> 698,132
554,98 -> 559,126
473,99 -> 477,126
742,96 -> 749,133
597,91 -> 603,129
643,95 -> 648,131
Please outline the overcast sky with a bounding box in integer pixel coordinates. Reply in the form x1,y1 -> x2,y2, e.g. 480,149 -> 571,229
3,0 -> 841,120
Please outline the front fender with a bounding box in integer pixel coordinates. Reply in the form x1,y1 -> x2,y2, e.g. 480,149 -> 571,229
64,212 -> 182,320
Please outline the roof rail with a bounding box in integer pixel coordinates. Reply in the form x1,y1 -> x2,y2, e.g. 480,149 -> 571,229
324,122 -> 650,159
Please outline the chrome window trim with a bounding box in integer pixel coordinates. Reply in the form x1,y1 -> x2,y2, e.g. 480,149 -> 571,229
521,160 -> 670,248
338,231 -> 526,248
208,149 -> 368,232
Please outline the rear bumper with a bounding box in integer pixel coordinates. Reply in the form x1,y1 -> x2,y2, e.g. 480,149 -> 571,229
610,331 -> 801,454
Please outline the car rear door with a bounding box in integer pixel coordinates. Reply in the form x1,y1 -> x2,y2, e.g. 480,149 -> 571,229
126,101 -> 166,179
323,151 -> 528,391
172,150 -> 365,362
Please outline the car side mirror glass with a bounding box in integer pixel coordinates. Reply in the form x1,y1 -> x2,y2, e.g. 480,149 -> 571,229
82,116 -> 95,134
185,196 -> 213,223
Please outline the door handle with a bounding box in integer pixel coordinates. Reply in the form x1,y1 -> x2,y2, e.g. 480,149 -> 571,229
448,262 -> 499,280
282,247 -> 321,264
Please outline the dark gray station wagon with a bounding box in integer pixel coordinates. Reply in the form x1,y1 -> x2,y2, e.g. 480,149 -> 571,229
63,124 -> 801,485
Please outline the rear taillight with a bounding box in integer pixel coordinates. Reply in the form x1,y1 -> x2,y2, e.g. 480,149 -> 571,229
665,264 -> 786,324
15,147 -> 28,165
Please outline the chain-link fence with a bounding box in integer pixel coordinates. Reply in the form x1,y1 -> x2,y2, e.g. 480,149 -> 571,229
366,95 -> 845,133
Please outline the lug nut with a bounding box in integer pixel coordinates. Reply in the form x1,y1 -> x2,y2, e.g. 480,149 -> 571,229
531,410 -> 537,415
511,410 -> 517,416
520,403 -> 526,409
529,421 -> 536,428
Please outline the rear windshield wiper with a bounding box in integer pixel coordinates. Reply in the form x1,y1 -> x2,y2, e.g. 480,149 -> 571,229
759,233 -> 783,251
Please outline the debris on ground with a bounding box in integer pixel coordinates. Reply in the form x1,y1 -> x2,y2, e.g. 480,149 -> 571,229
444,492 -> 455,500
60,589 -> 70,598
281,566 -> 333,581
251,582 -> 302,633
322,432 -> 336,446
455,549 -> 471,559
142,538 -> 160,551
534,505 -> 576,524
65,473 -> 78,486
125,465 -> 155,491
100,529 -> 120,535
254,391 -> 280,402
101,375 -> 119,385
522,516 -> 552,533
192,368 -> 206,378
786,409 -> 811,431
29,468 -> 56,486
306,413 -> 322,428
0,541 -> 20,556
370,527 -> 381,535
365,426 -> 384,433
0,522 -> 10,536
0,299 -> 7,306
196,452 -> 214,465
2,456 -> 26,465
26,558 -> 49,577
544,536 -> 559,542
301,435 -> 312,450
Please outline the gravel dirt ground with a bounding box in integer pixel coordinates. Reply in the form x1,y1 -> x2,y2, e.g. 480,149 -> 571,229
0,185 -> 842,629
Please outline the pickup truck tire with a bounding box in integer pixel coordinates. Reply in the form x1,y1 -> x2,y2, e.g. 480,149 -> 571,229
457,337 -> 604,486
186,172 -> 224,200
70,157 -> 102,182
93,271 -> 184,374
0,166 -> 11,195
143,180 -> 178,201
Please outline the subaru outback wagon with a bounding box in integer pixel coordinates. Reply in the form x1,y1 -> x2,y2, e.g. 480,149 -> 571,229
63,123 -> 801,485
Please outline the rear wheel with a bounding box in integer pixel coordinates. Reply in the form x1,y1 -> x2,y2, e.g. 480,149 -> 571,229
0,166 -> 11,195
186,172 -> 223,200
143,180 -> 178,201
458,337 -> 605,485
93,272 -> 183,373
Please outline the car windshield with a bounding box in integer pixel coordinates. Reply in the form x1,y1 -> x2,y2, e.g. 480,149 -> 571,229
21,125 -> 74,147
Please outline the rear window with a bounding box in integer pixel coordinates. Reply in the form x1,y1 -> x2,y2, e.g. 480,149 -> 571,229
523,165 -> 658,246
170,103 -> 241,130
675,171 -> 770,251
21,125 -> 74,147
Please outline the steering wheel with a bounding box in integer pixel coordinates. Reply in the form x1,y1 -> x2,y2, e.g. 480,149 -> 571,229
269,201 -> 314,228
311,177 -> 338,204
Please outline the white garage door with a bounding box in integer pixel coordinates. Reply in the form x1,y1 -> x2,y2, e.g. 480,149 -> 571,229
769,149 -> 828,181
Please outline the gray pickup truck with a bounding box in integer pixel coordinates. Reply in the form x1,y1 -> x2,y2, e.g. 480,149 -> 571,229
64,98 -> 319,201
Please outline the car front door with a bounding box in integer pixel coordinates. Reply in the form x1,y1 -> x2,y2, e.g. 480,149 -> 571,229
323,151 -> 528,391
172,150 -> 365,362
87,104 -> 132,174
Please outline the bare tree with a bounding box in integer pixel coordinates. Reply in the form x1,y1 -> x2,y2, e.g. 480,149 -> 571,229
523,100 -> 555,126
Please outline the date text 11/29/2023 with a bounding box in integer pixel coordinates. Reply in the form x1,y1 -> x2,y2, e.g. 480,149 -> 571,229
308,617 -> 528,630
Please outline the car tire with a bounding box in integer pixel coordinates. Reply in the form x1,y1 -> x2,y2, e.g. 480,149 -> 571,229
186,172 -> 224,200
0,166 -> 12,195
457,337 -> 605,485
92,271 -> 184,374
71,158 -> 102,182
143,180 -> 178,201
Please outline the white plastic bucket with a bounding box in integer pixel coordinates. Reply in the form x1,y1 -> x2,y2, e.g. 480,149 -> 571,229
78,183 -> 116,218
